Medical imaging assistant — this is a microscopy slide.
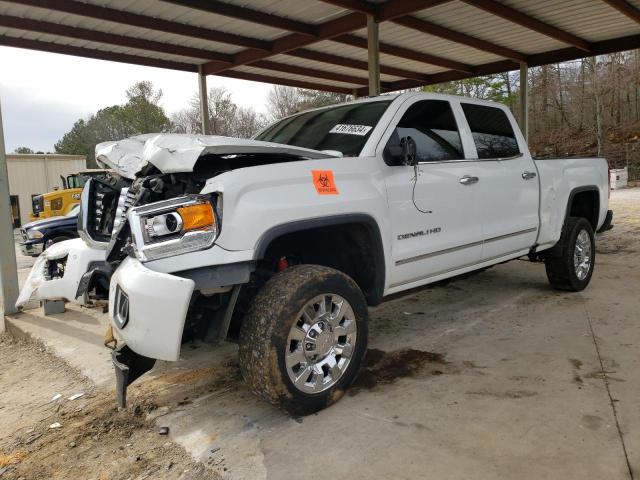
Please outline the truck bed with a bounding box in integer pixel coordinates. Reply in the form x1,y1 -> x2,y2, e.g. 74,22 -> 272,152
534,157 -> 609,250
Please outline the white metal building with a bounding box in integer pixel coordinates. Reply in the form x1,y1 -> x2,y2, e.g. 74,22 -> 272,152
6,153 -> 86,227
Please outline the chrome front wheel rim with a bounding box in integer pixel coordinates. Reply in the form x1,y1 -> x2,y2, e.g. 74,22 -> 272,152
574,229 -> 592,281
285,294 -> 357,394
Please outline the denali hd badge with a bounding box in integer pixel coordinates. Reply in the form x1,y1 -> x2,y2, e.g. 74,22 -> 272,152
397,227 -> 441,240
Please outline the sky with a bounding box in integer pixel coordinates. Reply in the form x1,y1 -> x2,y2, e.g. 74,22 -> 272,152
0,46 -> 272,153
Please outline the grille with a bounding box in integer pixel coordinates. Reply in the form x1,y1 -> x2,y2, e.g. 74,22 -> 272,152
20,229 -> 27,242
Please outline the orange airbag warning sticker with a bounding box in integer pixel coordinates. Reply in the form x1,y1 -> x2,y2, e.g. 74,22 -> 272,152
312,170 -> 339,195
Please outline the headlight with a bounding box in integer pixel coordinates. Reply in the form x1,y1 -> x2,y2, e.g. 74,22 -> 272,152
27,230 -> 44,240
128,195 -> 219,262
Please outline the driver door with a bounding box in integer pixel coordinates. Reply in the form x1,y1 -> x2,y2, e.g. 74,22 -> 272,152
382,99 -> 483,290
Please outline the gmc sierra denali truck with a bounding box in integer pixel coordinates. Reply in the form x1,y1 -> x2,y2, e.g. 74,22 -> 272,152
17,92 -> 613,414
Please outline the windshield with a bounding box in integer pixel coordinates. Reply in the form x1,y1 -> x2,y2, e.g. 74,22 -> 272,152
255,100 -> 392,156
66,204 -> 80,217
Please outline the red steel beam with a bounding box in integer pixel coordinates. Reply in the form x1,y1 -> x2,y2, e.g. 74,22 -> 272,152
287,48 -> 432,82
0,35 -> 199,72
392,15 -> 526,62
219,70 -> 353,94
0,14 -> 232,64
601,0 -> 640,24
4,0 -> 271,51
317,0 -> 378,15
460,0 -> 592,52
252,60 -> 373,86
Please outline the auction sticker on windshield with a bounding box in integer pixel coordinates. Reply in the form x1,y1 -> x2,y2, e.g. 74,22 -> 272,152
329,124 -> 372,136
312,170 -> 339,195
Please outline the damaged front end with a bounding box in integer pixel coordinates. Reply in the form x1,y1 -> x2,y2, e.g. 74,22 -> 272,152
21,133 -> 334,407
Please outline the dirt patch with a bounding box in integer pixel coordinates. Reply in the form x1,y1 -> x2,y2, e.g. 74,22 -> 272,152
569,358 -> 583,370
349,348 -> 447,395
0,333 -> 220,480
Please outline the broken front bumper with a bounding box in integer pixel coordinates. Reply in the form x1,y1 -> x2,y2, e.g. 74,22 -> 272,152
108,256 -> 196,362
16,238 -> 106,308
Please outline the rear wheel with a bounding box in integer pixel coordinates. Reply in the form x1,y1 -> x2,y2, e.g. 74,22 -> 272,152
239,265 -> 368,414
545,217 -> 595,291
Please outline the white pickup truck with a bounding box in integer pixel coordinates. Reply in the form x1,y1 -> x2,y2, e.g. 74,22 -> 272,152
18,92 -> 613,414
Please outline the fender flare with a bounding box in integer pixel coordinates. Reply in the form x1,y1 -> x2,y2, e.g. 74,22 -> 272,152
564,185 -> 600,229
254,213 -> 386,306
543,185 -> 600,259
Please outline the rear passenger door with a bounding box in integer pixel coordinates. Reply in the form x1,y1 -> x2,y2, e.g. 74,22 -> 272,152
459,103 -> 539,260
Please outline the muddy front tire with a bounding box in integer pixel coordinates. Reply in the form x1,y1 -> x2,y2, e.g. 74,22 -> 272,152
239,265 -> 368,415
545,217 -> 595,292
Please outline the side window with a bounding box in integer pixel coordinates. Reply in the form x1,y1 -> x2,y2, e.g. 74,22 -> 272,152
461,103 -> 520,159
384,100 -> 463,165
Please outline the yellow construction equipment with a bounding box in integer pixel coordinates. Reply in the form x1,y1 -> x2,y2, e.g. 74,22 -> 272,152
30,169 -> 108,221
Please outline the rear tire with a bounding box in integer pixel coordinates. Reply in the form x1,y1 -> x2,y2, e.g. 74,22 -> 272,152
239,265 -> 368,415
545,217 -> 595,291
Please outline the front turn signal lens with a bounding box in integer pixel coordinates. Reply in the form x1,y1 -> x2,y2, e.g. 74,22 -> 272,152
177,202 -> 215,231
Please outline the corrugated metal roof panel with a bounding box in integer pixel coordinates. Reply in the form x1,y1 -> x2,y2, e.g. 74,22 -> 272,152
235,64 -> 357,90
504,0 -> 640,43
318,33 -> 450,75
82,0 -> 289,41
268,53 -> 403,83
415,1 -> 565,56
0,1 -> 244,54
375,22 -> 504,66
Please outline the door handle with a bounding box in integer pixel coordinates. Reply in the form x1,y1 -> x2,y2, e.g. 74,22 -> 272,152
522,171 -> 537,180
459,175 -> 479,185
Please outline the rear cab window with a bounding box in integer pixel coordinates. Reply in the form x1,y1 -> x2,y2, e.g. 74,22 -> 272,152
255,100 -> 392,157
461,103 -> 520,159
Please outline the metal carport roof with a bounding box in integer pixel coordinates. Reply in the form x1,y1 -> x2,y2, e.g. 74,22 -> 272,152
1,0 -> 640,95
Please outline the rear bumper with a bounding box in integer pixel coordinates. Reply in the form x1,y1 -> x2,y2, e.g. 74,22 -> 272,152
109,256 -> 195,361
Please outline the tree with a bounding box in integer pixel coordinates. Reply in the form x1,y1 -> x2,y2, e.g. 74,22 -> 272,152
55,81 -> 170,165
13,146 -> 34,154
266,86 -> 350,121
423,74 -> 516,105
170,86 -> 266,138
122,81 -> 170,134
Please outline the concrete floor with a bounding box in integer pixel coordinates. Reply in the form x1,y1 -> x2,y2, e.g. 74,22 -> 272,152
6,188 -> 639,480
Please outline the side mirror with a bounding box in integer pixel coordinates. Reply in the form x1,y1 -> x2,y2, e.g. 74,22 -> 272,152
400,136 -> 417,166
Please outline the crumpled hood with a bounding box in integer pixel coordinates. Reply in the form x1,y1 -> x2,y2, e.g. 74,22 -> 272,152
95,133 -> 339,179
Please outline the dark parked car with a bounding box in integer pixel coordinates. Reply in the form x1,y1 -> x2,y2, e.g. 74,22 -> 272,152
19,204 -> 80,257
